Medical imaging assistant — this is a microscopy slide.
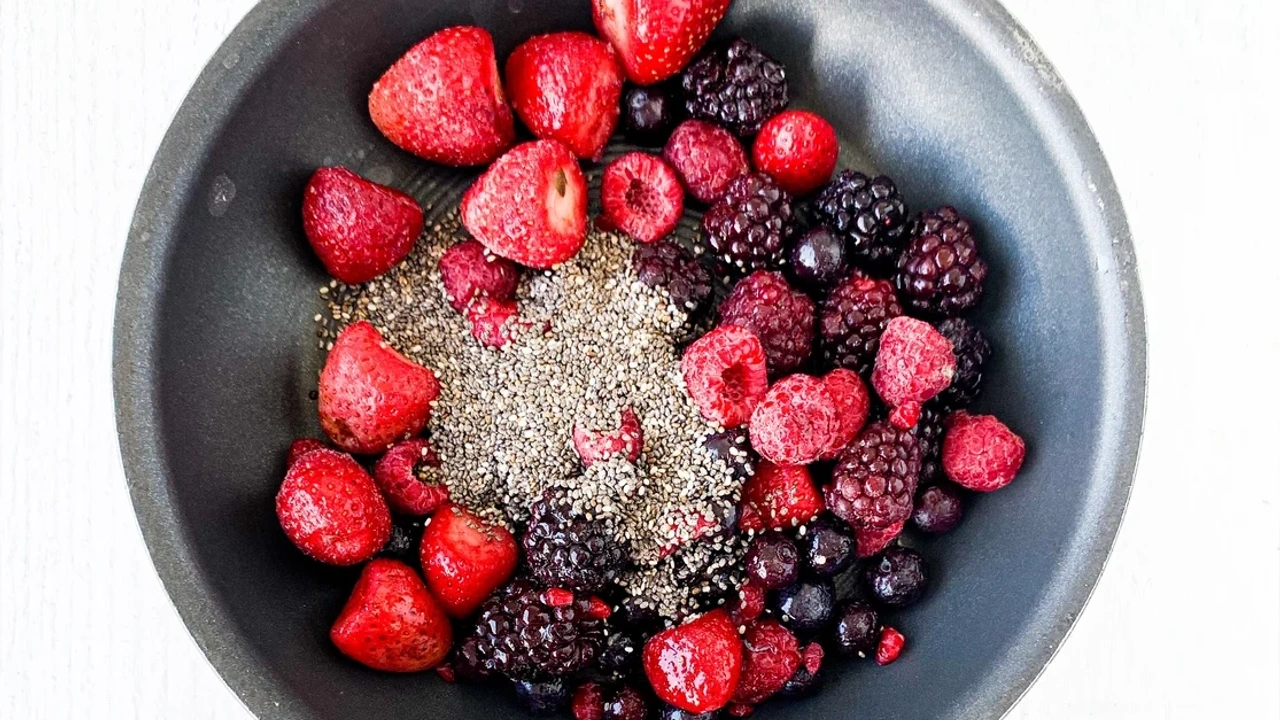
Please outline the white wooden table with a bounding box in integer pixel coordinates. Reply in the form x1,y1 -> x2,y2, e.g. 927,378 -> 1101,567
2,1 -> 1277,718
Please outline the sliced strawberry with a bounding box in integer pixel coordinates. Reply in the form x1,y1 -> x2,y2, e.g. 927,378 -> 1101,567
506,32 -> 625,161
738,461 -> 823,533
599,152 -> 685,244
642,609 -> 743,713
438,239 -> 520,313
820,369 -> 871,459
372,438 -> 449,516
854,520 -> 905,559
318,321 -> 440,454
286,437 -> 328,467
593,0 -> 732,86
330,558 -> 453,672
732,619 -> 801,705
369,26 -> 514,166
461,140 -> 588,269
275,448 -> 391,566
573,406 -> 644,466
419,504 -> 518,618
302,167 -> 423,285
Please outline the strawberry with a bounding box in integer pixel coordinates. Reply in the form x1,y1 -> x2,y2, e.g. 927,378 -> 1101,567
572,406 -> 643,466
593,0 -> 732,86
751,110 -> 839,196
301,167 -> 423,285
419,504 -> 518,618
368,26 -> 515,166
275,448 -> 391,566
738,460 -> 823,533
506,32 -> 625,161
330,558 -> 453,672
372,438 -> 449,516
820,369 -> 871,460
642,609 -> 743,713
318,321 -> 440,454
732,620 -> 801,705
461,140 -> 588,269
599,152 -> 685,244
855,520 -> 905,559
286,437 -> 328,467
438,239 -> 520,314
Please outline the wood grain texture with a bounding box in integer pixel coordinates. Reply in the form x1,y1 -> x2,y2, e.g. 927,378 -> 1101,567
1,1 -> 1276,718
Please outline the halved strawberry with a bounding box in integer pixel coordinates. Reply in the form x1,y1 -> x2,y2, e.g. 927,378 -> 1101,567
593,0 -> 732,86
738,461 -> 823,533
461,140 -> 588,269
506,32 -> 625,161
599,152 -> 685,244
330,558 -> 453,672
642,609 -> 743,713
573,406 -> 644,466
369,26 -> 514,166
419,504 -> 518,618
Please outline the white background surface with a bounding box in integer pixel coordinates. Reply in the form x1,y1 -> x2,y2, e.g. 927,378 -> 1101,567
2,0 -> 1278,718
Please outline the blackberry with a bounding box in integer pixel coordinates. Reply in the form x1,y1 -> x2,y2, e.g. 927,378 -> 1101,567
825,421 -> 921,529
378,517 -> 423,564
523,496 -> 628,594
469,579 -> 606,679
681,38 -> 789,137
915,402 -> 947,485
718,270 -> 815,376
935,318 -> 992,410
632,240 -> 714,318
514,678 -> 571,715
864,546 -> 929,607
623,82 -> 683,144
702,173 -> 797,272
597,630 -> 642,681
818,273 -> 904,376
895,206 -> 988,317
912,482 -> 964,534
831,601 -> 879,656
812,171 -> 911,266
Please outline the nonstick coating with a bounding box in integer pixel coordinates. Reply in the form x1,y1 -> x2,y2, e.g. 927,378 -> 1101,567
114,1 -> 1146,718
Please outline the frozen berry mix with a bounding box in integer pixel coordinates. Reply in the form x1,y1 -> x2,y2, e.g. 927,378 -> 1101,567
271,4 -> 1033,717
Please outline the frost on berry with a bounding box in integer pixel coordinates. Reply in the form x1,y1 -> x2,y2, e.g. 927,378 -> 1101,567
942,411 -> 1026,492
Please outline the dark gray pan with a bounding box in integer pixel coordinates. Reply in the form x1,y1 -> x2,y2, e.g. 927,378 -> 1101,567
113,1 -> 1147,718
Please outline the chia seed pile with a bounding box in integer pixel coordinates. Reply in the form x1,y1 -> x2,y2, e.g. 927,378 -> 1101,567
322,212 -> 744,618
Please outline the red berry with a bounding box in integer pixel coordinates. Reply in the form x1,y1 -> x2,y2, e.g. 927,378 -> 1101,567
663,120 -> 750,203
719,271 -> 815,377
680,325 -> 770,428
276,448 -> 391,566
738,461 -> 823,533
749,375 -> 839,466
600,152 -> 685,244
875,626 -> 906,666
751,111 -> 839,196
301,167 -> 423,285
286,438 -> 328,467
318,321 -> 440,454
330,558 -> 453,672
658,508 -> 723,558
372,438 -> 448,516
438,239 -> 519,314
369,26 -> 514,166
642,609 -> 743,713
732,619 -> 801,705
419,504 -> 518,618
586,596 -> 613,620
854,521 -> 904,559
942,412 -> 1026,492
573,406 -> 644,466
729,582 -> 767,625
461,140 -> 588,269
727,703 -> 755,717
542,587 -> 576,607
871,317 -> 957,427
465,297 -> 524,348
506,32 -> 625,161
572,683 -> 606,720
820,369 -> 870,459
593,0 -> 731,86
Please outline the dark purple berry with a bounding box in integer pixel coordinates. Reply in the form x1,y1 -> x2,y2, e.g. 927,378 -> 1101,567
702,173 -> 797,272
603,686 -> 649,720
831,601 -> 879,656
812,171 -> 911,267
935,318 -> 992,410
780,657 -> 824,697
469,579 -> 606,679
718,270 -> 815,376
632,240 -> 715,319
682,38 -> 789,137
864,546 -> 929,607
703,428 -> 758,483
660,706 -> 721,720
523,495 -> 628,594
895,206 -> 988,317
451,635 -> 490,682
798,515 -> 856,577
598,630 -> 641,680
745,532 -> 800,589
913,483 -> 964,534
788,226 -> 848,291
776,579 -> 835,634
378,517 -> 424,564
623,82 -> 682,144
514,678 -> 570,715
616,597 -> 662,633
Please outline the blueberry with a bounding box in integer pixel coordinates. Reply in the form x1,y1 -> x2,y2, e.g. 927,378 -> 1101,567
831,601 -> 879,656
799,515 -> 856,577
912,483 -> 964,534
623,82 -> 682,144
513,678 -> 570,715
604,686 -> 649,720
780,663 -> 824,698
788,226 -> 847,291
660,706 -> 721,720
616,597 -> 661,633
746,533 -> 800,589
703,428 -> 758,483
377,517 -> 424,564
598,630 -> 641,679
776,579 -> 834,634
864,546 -> 929,607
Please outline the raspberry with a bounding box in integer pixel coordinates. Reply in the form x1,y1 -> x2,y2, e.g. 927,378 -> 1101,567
465,297 -> 523,348
631,240 -> 714,318
942,412 -> 1026,492
895,206 -> 988,316
729,582 -> 767,625
871,316 -> 957,427
738,461 -> 822,533
573,683 -> 606,720
682,38 -> 789,137
854,521 -> 904,559
719,271 -> 815,376
600,152 -> 685,244
573,407 -> 644,467
523,495 -> 628,593
780,642 -> 825,697
875,627 -> 906,666
748,374 -> 838,465
702,174 -> 797,272
935,318 -> 992,411
680,325 -> 770,428
818,273 -> 904,376
732,620 -> 801,705
820,369 -> 871,459
812,171 -> 911,266
826,421 -> 921,529
438,239 -> 520,313
371,438 -> 449,516
468,579 -> 606,679
663,119 -> 750,203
